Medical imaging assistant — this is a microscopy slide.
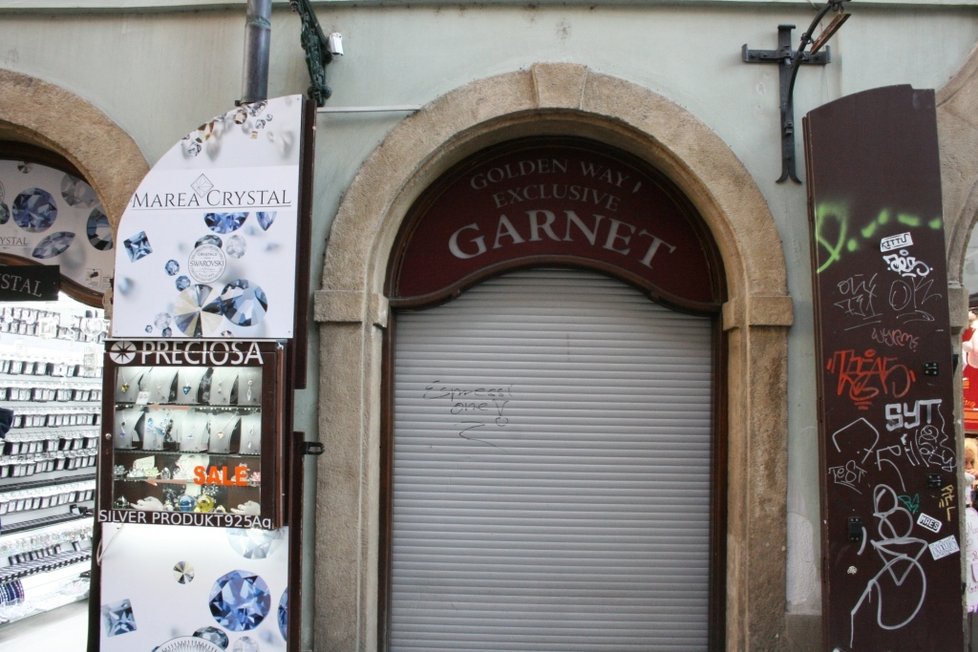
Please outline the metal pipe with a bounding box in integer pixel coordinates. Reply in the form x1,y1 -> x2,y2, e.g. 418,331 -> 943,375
241,0 -> 272,103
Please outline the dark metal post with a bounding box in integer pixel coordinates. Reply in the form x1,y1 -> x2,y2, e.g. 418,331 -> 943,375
242,0 -> 272,103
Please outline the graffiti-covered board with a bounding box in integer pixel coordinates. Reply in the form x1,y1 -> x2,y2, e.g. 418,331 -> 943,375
804,86 -> 962,651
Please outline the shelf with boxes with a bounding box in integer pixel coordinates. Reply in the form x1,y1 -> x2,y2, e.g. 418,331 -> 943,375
101,340 -> 286,529
0,298 -> 105,626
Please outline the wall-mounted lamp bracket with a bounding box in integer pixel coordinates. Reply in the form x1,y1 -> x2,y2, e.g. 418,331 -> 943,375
290,0 -> 335,107
743,25 -> 830,184
742,1 -> 850,184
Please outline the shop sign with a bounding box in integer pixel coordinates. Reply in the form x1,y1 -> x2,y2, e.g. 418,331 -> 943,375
390,140 -> 721,311
97,508 -> 272,530
805,85 -> 961,651
0,264 -> 59,301
107,339 -> 265,367
111,95 -> 304,339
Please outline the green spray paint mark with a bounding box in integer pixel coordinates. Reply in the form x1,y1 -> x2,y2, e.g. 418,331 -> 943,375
815,203 -> 943,274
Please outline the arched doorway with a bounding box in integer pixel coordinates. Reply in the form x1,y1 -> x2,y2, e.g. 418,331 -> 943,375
313,64 -> 792,651
381,137 -> 725,649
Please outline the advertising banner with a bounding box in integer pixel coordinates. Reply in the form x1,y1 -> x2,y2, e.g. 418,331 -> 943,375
111,96 -> 304,339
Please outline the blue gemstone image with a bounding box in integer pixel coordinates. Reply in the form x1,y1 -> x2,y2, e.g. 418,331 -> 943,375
176,275 -> 191,291
124,231 -> 153,262
256,212 -> 276,231
61,173 -> 98,207
86,208 -> 113,250
193,626 -> 229,649
177,494 -> 196,512
174,284 -> 224,337
165,259 -> 180,275
196,234 -> 223,249
208,570 -> 271,632
278,589 -> 288,640
0,202 -> 9,225
205,212 -> 248,234
218,280 -> 268,327
13,187 -> 57,232
32,231 -> 74,259
101,598 -> 137,637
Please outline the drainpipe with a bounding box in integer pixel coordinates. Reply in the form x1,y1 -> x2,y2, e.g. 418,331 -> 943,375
241,0 -> 272,103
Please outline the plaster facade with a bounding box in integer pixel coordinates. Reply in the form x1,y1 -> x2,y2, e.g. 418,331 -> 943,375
0,2 -> 977,650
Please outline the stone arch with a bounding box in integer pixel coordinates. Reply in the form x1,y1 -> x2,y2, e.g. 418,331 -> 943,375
314,63 -> 792,650
0,68 -> 147,225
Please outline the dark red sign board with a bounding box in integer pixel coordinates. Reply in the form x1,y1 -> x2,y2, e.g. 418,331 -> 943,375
388,139 -> 722,311
805,86 -> 962,651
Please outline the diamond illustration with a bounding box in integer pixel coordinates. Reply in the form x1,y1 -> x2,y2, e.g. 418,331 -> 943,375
182,137 -> 202,158
278,590 -> 288,640
256,212 -> 276,231
192,173 -> 214,196
165,259 -> 180,275
195,234 -> 222,249
176,275 -> 191,291
154,313 -> 171,330
116,277 -> 133,295
173,284 -> 224,337
101,598 -> 137,637
32,231 -> 74,259
232,636 -> 259,652
173,560 -> 195,584
227,529 -> 281,560
218,280 -> 267,327
208,570 -> 271,631
61,174 -> 98,207
86,208 -> 113,250
0,202 -> 9,225
226,235 -> 247,259
124,231 -> 153,262
205,212 -> 248,234
13,187 -> 57,232
193,626 -> 229,649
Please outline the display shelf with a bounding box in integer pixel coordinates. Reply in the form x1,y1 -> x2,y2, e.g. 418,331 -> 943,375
0,296 -> 104,629
101,340 -> 285,528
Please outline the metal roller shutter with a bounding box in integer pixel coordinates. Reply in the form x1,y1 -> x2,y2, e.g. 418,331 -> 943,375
390,267 -> 713,651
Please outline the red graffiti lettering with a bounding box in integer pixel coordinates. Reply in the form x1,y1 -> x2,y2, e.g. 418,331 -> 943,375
827,349 -> 917,410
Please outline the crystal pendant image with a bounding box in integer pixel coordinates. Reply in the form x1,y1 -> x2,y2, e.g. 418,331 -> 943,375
12,187 -> 57,232
61,173 -> 99,207
256,212 -> 276,231
101,598 -> 137,637
218,280 -> 268,327
86,208 -> 113,250
32,231 -> 74,259
173,560 -> 195,584
227,529 -> 281,560
278,589 -> 288,640
0,202 -> 9,225
205,212 -> 248,234
173,284 -> 224,337
193,626 -> 229,649
208,570 -> 271,631
123,231 -> 153,262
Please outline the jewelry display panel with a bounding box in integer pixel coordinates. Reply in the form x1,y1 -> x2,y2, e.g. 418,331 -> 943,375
0,299 -> 106,626
100,340 -> 284,529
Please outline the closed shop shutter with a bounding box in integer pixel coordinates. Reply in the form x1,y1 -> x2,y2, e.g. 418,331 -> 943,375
390,267 -> 713,651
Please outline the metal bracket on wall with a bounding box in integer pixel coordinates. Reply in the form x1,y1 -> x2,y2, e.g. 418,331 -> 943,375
303,441 -> 325,456
290,0 -> 336,107
742,1 -> 850,184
